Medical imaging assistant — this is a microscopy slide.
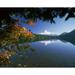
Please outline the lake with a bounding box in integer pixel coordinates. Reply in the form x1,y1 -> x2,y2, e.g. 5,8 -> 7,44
1,39 -> 75,67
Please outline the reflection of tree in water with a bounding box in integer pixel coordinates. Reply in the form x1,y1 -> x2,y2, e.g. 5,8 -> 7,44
0,49 -> 16,66
0,43 -> 35,67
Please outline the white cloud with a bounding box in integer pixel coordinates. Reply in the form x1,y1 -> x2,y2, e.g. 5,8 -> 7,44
40,30 -> 51,35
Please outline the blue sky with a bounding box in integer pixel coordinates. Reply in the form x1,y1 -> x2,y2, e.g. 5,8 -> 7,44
13,15 -> 75,35
21,16 -> 75,35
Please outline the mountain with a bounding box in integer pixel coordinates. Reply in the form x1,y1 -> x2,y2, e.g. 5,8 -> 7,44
68,29 -> 75,35
60,32 -> 67,36
59,29 -> 75,40
60,29 -> 75,36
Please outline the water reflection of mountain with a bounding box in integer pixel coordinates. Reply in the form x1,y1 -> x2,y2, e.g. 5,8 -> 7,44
59,38 -> 75,46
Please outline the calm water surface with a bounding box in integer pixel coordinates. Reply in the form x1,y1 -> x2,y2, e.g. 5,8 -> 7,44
1,39 -> 75,67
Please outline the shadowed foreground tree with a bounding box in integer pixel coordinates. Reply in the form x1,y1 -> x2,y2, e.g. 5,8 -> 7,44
0,8 -> 75,25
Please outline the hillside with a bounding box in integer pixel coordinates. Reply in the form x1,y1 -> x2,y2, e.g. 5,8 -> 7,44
58,29 -> 75,41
